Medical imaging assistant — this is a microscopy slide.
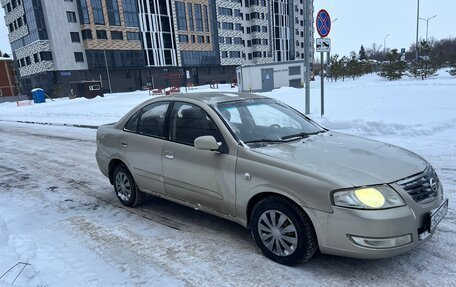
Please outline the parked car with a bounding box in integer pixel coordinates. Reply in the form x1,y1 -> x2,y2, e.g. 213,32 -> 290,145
96,92 -> 448,265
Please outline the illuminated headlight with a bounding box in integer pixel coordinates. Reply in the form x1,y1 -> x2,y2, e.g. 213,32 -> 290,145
333,185 -> 405,209
349,234 -> 412,249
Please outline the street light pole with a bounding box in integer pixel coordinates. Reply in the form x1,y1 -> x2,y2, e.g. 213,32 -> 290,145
415,0 -> 420,62
383,34 -> 390,55
304,0 -> 311,114
419,15 -> 437,42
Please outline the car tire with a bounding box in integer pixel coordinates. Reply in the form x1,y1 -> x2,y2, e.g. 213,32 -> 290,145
251,196 -> 317,266
113,164 -> 145,207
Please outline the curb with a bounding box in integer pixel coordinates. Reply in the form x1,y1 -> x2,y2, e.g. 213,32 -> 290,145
0,119 -> 99,129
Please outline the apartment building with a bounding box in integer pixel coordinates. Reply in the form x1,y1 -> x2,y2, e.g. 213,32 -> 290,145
2,0 -> 313,96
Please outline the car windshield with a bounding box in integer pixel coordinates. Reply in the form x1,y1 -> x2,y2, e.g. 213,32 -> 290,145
216,99 -> 325,145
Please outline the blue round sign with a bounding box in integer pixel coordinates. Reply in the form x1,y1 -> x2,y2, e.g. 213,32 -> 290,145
316,9 -> 331,38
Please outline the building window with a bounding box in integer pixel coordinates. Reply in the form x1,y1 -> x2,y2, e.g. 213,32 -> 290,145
221,22 -> 233,30
20,58 -> 25,67
8,23 -> 14,32
194,4 -> 203,32
66,11 -> 77,23
225,37 -> 232,44
197,35 -> 204,43
33,53 -> 39,63
175,1 -> 187,31
106,0 -> 121,26
74,52 -> 84,62
40,51 -> 53,61
234,9 -> 241,17
123,0 -> 139,27
229,51 -> 240,58
206,36 -> 210,43
203,5 -> 209,32
6,2 -> 12,12
235,23 -> 242,31
221,51 -> 228,58
178,34 -> 188,43
191,35 -> 195,43
81,29 -> 92,39
77,0 -> 90,24
70,32 -> 81,42
17,17 -> 23,27
91,0 -> 105,25
111,31 -> 123,40
127,32 -> 140,41
187,3 -> 194,31
262,26 -> 267,33
96,30 -> 107,39
233,37 -> 242,44
218,7 -> 232,16
25,56 -> 31,65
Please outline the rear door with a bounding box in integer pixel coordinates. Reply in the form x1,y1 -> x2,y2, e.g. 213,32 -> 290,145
121,101 -> 170,195
161,102 -> 236,215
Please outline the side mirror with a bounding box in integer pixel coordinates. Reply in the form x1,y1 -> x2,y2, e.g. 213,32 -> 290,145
194,136 -> 221,151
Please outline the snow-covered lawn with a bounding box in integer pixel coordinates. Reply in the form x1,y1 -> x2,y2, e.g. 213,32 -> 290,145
0,71 -> 455,286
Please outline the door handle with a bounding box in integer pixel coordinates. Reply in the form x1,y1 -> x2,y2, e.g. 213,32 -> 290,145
164,151 -> 174,159
121,142 -> 128,147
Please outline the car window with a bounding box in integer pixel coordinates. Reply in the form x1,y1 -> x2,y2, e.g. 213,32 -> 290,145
216,99 -> 324,144
247,103 -> 301,128
124,111 -> 140,132
137,102 -> 169,138
170,102 -> 222,146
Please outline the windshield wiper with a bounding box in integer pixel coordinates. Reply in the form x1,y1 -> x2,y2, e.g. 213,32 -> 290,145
280,130 -> 326,141
243,139 -> 286,144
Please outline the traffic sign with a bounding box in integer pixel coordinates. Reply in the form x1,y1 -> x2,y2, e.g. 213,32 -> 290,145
316,9 -> 331,38
316,38 -> 331,52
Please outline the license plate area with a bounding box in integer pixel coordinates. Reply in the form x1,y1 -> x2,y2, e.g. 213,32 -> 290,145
430,199 -> 448,231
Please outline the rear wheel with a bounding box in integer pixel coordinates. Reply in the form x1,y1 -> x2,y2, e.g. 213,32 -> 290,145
113,164 -> 144,207
251,196 -> 317,265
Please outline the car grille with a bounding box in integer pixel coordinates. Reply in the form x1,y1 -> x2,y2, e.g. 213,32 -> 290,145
397,166 -> 439,202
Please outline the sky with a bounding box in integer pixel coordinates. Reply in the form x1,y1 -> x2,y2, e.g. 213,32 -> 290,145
0,0 -> 455,57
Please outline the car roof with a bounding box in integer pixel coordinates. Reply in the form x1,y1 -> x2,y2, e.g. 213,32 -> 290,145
154,92 -> 266,106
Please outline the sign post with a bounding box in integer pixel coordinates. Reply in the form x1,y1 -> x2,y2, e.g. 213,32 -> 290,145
316,9 -> 331,116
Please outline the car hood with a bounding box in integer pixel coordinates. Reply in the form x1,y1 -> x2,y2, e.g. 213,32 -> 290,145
251,131 -> 427,187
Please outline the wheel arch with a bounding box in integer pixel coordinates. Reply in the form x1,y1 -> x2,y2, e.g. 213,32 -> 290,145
108,158 -> 127,185
246,192 -> 310,228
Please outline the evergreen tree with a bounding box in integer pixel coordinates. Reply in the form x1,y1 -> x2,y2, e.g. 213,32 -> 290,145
408,41 -> 439,80
346,58 -> 363,80
359,45 -> 367,60
328,54 -> 342,82
378,49 -> 407,81
449,62 -> 456,77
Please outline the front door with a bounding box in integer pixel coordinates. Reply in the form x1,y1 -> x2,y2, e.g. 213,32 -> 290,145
162,102 -> 236,215
261,68 -> 274,92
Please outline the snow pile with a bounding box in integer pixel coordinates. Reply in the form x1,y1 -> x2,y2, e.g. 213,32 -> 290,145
1,70 -> 455,137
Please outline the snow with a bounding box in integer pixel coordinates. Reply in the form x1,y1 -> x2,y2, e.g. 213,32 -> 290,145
0,70 -> 455,286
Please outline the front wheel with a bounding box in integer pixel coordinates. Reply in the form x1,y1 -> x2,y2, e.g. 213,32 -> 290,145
251,196 -> 317,265
113,164 -> 144,207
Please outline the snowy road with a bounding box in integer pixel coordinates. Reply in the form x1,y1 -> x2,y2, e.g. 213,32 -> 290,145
0,121 -> 455,287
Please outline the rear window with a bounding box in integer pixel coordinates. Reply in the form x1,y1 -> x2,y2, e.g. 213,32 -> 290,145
124,111 -> 140,132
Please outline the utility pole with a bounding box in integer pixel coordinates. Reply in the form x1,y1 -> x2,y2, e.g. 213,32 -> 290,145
415,0 -> 420,62
304,0 -> 311,114
383,34 -> 390,55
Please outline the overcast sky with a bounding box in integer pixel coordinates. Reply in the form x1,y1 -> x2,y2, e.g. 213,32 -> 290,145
1,0 -> 455,57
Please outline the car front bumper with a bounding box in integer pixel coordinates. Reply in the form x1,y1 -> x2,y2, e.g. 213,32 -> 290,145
304,191 -> 448,259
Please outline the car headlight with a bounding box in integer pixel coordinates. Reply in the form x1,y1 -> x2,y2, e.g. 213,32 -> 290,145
333,185 -> 405,209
